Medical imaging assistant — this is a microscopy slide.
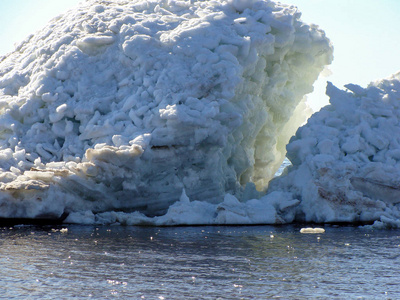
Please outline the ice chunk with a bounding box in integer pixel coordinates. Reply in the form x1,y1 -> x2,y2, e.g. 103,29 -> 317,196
0,0 -> 332,221
300,228 -> 325,234
269,72 -> 400,225
64,191 -> 299,226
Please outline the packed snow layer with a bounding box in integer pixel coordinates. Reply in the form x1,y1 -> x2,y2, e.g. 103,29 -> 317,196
0,0 -> 332,220
268,72 -> 400,228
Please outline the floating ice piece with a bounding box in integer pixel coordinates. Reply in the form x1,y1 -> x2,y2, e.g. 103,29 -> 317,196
300,227 -> 325,234
0,0 -> 332,221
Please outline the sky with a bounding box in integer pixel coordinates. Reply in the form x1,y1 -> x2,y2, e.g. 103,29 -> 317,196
287,0 -> 400,110
0,0 -> 399,111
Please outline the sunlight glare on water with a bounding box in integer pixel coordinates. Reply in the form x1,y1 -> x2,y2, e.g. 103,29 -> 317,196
0,225 -> 399,299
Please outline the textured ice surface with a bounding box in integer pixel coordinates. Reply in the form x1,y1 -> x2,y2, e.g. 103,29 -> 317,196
269,72 -> 400,228
0,0 -> 332,221
64,189 -> 300,225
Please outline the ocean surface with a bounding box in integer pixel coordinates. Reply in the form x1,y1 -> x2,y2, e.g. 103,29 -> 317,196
1,224 -> 399,299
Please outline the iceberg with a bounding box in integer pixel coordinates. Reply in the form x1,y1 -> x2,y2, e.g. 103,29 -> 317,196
0,0 -> 332,222
268,72 -> 400,228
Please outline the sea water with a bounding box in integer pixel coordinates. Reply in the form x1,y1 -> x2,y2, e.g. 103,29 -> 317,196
1,225 -> 399,299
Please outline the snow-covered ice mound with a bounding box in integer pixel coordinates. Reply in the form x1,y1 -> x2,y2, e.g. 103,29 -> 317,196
0,0 -> 332,221
268,72 -> 400,227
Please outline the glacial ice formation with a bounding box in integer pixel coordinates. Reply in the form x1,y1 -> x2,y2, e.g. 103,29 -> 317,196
268,72 -> 400,228
0,0 -> 332,220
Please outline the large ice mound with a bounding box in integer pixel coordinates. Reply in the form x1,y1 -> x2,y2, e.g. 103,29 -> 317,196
268,72 -> 400,227
0,0 -> 332,220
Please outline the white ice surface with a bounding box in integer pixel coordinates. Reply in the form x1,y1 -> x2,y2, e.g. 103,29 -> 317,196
0,0 -> 332,223
269,72 -> 400,228
299,227 -> 325,234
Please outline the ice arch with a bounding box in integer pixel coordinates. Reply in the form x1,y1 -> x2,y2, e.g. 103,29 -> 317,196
0,0 -> 332,219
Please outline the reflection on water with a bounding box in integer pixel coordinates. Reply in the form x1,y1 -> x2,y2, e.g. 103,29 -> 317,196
0,225 -> 399,299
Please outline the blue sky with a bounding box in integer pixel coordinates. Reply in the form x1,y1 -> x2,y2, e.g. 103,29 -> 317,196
0,0 -> 81,55
0,0 -> 399,110
288,0 -> 400,109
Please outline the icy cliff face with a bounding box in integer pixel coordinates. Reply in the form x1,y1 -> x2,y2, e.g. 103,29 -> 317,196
268,72 -> 400,227
0,0 -> 332,219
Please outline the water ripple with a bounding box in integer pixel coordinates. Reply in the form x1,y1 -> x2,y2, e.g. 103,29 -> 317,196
0,225 -> 399,299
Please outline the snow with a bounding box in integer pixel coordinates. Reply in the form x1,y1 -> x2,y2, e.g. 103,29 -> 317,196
2,0 -> 399,229
268,72 -> 400,228
0,0 -> 332,222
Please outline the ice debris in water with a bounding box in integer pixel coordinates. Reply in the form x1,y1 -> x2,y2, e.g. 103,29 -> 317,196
0,0 -> 332,222
269,72 -> 400,228
300,227 -> 325,234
